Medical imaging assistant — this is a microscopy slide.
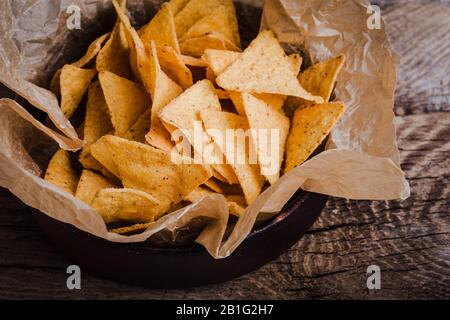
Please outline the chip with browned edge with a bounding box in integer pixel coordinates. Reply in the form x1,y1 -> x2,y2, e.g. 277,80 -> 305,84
44,149 -> 79,195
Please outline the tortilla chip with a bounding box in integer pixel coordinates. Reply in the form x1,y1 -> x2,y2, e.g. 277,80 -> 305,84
200,109 -> 265,205
122,109 -> 150,143
84,81 -> 113,145
110,222 -> 153,234
75,170 -> 118,205
242,93 -> 290,184
181,54 -> 208,67
92,188 -> 162,224
157,79 -> 235,182
60,65 -> 97,118
174,0 -> 222,38
44,149 -> 78,195
299,54 -> 346,103
156,45 -> 193,89
139,3 -> 180,53
113,0 -> 155,94
90,135 -> 121,178
284,102 -> 346,173
180,4 -> 237,47
73,33 -> 111,68
204,179 -> 223,193
159,79 -> 220,137
227,200 -> 245,217
96,5 -> 131,79
99,71 -> 150,137
180,32 -> 241,57
204,49 -> 302,112
216,89 -> 229,100
144,42 -> 183,151
104,135 -> 211,211
168,0 -> 190,15
216,30 -> 323,102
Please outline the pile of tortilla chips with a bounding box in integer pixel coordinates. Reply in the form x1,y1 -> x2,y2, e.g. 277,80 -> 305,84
45,0 -> 346,235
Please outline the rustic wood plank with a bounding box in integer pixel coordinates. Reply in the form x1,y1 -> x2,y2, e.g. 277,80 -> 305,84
0,113 -> 448,299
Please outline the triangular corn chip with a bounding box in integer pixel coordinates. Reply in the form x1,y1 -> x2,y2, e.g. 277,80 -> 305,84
242,93 -> 290,184
157,79 -> 235,182
204,179 -> 223,193
158,79 -> 220,137
299,54 -> 346,103
44,149 -> 79,195
73,32 -> 111,68
75,170 -> 118,205
180,32 -> 241,57
174,0 -> 222,38
104,135 -> 211,211
79,81 -> 114,174
113,0 -> 154,94
96,2 -> 131,79
200,109 -> 265,205
180,4 -> 237,47
123,109 -> 151,143
99,71 -> 150,137
60,65 -> 97,118
216,30 -> 322,102
144,42 -> 183,151
92,188 -> 162,224
156,45 -> 193,89
168,0 -> 190,15
139,3 -> 180,53
204,49 -> 302,112
284,102 -> 346,173
184,186 -> 216,202
84,81 -> 113,145
181,54 -> 207,67
50,33 -> 110,97
90,135 -> 122,178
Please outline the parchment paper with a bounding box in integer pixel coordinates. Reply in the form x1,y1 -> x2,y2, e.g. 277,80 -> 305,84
0,0 -> 410,259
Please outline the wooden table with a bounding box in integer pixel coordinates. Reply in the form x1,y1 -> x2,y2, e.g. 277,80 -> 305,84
0,0 -> 449,299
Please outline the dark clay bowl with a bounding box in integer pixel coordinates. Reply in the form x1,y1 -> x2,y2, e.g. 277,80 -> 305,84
34,191 -> 327,288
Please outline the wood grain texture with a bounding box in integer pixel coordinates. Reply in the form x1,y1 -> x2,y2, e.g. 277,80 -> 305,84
0,0 -> 449,299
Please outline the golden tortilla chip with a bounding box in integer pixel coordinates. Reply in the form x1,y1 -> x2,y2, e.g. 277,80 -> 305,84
109,222 -> 153,234
96,1 -> 131,79
90,135 -> 121,178
99,71 -> 150,137
158,79 -> 235,183
84,81 -> 113,145
92,188 -> 162,224
168,0 -> 190,15
299,54 -> 346,103
123,109 -> 150,143
216,30 -> 322,102
73,33 -> 111,68
75,170 -> 117,205
144,42 -> 183,151
227,200 -> 245,217
204,179 -> 223,193
60,65 -> 97,118
284,102 -> 346,173
180,4 -> 238,47
242,93 -> 290,184
44,149 -> 78,195
139,3 -> 180,53
200,109 -> 265,205
181,54 -> 208,67
180,32 -> 241,57
156,45 -> 193,89
50,33 -> 111,97
105,135 -> 212,211
174,0 -> 222,38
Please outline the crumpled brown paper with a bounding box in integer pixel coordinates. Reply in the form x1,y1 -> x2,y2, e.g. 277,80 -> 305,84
0,0 -> 410,259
